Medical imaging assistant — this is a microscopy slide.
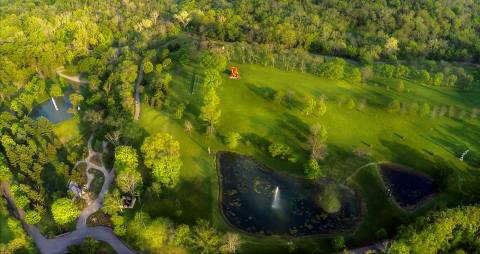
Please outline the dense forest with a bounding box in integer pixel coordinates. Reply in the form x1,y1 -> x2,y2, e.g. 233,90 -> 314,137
183,0 -> 480,63
0,0 -> 480,253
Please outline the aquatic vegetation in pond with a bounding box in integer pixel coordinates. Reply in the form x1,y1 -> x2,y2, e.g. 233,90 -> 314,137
380,163 -> 438,211
217,152 -> 362,236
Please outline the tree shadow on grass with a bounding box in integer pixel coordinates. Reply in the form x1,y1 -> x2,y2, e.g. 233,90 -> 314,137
285,112 -> 309,135
120,122 -> 149,147
242,132 -> 270,151
141,178 -> 213,224
245,83 -> 276,101
324,144 -> 369,181
274,113 -> 310,145
441,120 -> 480,148
380,139 -> 448,179
424,121 -> 480,168
142,158 -> 214,225
377,138 -> 480,195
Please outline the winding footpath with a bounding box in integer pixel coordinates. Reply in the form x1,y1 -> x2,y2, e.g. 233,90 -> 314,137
344,162 -> 380,183
133,61 -> 143,121
56,66 -> 89,84
75,136 -> 115,229
337,241 -> 389,254
1,135 -> 136,254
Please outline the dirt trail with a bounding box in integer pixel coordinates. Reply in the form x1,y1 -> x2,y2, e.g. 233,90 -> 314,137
56,67 -> 88,84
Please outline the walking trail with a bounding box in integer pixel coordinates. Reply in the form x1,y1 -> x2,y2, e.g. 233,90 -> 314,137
1,135 -> 135,254
344,162 -> 379,183
133,61 -> 144,121
56,67 -> 88,84
337,241 -> 389,254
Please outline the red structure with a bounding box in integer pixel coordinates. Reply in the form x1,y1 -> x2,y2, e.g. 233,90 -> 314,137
230,66 -> 240,79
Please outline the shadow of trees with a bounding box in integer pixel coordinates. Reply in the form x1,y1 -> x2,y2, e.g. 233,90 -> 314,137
246,83 -> 276,101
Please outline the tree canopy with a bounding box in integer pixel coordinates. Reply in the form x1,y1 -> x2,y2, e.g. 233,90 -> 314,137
114,145 -> 139,172
141,133 -> 182,190
388,206 -> 480,254
51,198 -> 79,225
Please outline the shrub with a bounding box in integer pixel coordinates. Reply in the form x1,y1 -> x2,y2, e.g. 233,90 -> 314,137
24,210 -> 41,225
225,132 -> 241,149
409,102 -> 419,115
268,143 -> 290,159
420,102 -> 431,117
316,58 -> 345,80
346,98 -> 356,109
274,90 -> 286,105
376,228 -> 388,239
389,99 -> 401,113
51,198 -> 79,225
143,60 -> 154,74
304,159 -> 323,178
175,224 -> 191,246
349,68 -> 362,83
395,80 -> 405,92
111,214 -> 126,236
317,183 -> 341,213
332,236 -> 346,251
175,103 -> 186,119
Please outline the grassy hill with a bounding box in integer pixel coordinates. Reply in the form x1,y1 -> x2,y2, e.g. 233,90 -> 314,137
131,62 -> 480,253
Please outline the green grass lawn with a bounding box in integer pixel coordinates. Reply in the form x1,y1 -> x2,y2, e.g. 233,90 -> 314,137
53,115 -> 80,143
130,62 -> 479,253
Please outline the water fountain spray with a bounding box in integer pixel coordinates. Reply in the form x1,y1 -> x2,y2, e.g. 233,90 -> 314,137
51,97 -> 59,111
272,186 -> 280,209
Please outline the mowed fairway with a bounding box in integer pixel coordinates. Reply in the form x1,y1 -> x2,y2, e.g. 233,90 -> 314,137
136,62 -> 480,253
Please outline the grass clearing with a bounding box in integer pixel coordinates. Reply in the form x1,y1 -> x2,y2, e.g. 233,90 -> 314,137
131,62 -> 479,252
53,115 -> 80,143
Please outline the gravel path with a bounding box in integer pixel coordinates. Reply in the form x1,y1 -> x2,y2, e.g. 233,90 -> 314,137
76,135 -> 114,229
134,61 -> 143,121
56,67 -> 88,84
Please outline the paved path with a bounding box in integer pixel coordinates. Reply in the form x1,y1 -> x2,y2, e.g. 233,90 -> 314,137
1,135 -> 136,254
344,162 -> 379,183
56,67 -> 88,84
133,61 -> 143,121
338,241 -> 389,254
76,135 -> 115,229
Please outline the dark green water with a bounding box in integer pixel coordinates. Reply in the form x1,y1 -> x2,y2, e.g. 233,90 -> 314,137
217,152 -> 362,236
380,163 -> 438,210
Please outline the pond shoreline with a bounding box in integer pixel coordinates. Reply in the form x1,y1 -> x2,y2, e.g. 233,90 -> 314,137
379,163 -> 439,212
215,151 -> 365,238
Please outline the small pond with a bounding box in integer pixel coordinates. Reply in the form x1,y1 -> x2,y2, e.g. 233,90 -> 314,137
32,95 -> 72,124
380,163 -> 438,211
217,152 -> 363,236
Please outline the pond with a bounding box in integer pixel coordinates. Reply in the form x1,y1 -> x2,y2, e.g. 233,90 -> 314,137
217,152 -> 363,236
32,95 -> 73,124
380,163 -> 438,211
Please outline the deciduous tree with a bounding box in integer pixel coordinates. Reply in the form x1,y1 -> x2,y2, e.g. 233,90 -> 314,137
225,132 -> 241,149
51,198 -> 78,225
141,133 -> 182,190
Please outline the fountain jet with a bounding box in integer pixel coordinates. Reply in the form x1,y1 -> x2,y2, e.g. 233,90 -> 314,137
272,186 -> 280,209
51,97 -> 59,111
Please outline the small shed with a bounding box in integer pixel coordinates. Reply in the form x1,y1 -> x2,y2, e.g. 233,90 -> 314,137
121,196 -> 136,209
68,181 -> 81,199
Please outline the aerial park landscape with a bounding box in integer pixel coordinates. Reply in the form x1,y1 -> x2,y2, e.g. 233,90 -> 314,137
1,1 -> 480,254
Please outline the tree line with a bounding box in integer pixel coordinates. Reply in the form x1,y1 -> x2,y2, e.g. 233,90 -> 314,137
178,0 -> 480,63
